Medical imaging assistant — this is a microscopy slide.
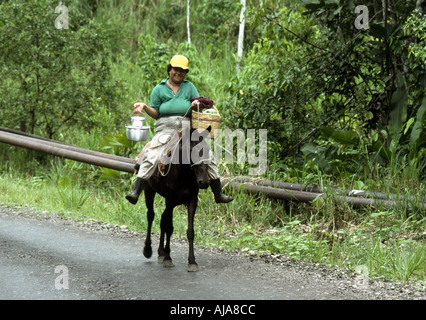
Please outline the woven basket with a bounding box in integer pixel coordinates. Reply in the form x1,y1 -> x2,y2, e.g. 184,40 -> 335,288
191,106 -> 221,139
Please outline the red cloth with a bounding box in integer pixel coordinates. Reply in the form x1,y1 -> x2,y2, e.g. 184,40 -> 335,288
191,97 -> 214,110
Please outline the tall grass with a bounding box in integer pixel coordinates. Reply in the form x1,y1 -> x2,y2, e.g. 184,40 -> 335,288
0,146 -> 425,284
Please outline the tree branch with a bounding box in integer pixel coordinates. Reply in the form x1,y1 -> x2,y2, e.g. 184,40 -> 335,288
263,11 -> 375,100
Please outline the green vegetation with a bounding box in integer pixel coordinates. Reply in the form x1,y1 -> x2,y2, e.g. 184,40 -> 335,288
0,0 -> 424,284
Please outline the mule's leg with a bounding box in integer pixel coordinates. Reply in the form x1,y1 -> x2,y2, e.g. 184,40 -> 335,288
143,187 -> 155,259
158,200 -> 175,267
158,210 -> 166,264
187,195 -> 199,272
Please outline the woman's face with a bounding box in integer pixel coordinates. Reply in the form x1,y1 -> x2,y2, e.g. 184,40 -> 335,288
169,67 -> 188,85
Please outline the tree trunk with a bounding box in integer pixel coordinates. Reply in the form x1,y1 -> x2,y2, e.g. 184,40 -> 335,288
187,0 -> 191,44
237,0 -> 246,62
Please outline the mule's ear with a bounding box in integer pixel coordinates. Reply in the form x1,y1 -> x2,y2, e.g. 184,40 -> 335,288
198,126 -> 211,140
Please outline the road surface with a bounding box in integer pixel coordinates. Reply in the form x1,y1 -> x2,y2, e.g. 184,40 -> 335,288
0,205 -> 423,303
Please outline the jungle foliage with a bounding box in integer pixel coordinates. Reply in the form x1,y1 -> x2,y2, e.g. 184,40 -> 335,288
0,0 -> 424,197
0,0 -> 425,283
1,0 -> 424,171
0,0 -> 124,138
222,0 -> 425,178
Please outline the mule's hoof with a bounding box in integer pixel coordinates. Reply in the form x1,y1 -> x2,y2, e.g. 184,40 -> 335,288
187,263 -> 199,272
143,246 -> 152,259
162,259 -> 175,268
158,256 -> 165,264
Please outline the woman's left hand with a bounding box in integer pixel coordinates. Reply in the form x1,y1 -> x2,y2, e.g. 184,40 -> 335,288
191,100 -> 199,108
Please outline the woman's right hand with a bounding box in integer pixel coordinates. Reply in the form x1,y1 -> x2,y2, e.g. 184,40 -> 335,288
133,102 -> 146,114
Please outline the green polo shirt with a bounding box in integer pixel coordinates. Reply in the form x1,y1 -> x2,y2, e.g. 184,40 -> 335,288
150,78 -> 199,118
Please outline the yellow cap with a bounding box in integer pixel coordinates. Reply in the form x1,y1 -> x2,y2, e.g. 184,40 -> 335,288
170,55 -> 189,70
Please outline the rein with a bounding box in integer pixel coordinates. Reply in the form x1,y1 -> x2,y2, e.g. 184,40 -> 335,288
157,137 -> 181,177
156,102 -> 207,176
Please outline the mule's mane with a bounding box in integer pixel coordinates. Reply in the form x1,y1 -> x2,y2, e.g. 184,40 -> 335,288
157,129 -> 210,177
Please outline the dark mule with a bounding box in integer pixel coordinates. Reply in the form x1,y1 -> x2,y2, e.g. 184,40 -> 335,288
142,126 -> 211,272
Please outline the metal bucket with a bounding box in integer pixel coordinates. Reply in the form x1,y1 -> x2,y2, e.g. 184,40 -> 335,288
126,126 -> 150,142
131,116 -> 145,127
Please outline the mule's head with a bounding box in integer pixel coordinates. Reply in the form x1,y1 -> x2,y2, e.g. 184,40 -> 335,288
189,126 -> 211,189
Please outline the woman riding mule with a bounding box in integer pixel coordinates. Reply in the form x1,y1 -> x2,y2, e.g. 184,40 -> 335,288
126,55 -> 233,205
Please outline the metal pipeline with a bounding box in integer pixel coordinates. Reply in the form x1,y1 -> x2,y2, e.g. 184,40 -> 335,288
222,180 -> 425,209
0,130 -> 135,173
0,127 -> 423,209
0,126 -> 135,164
228,176 -> 419,202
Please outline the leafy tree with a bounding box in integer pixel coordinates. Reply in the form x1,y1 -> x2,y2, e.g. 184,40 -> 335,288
192,0 -> 241,49
222,0 -> 425,171
221,1 -> 322,159
0,0 -> 121,139
300,0 -> 425,167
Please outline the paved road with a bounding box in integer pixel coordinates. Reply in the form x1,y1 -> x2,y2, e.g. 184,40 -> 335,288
0,207 -> 374,301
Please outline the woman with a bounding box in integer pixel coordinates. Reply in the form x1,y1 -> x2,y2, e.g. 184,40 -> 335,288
126,55 -> 233,205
